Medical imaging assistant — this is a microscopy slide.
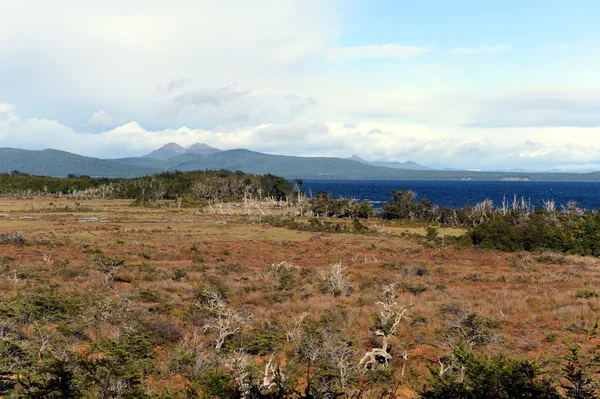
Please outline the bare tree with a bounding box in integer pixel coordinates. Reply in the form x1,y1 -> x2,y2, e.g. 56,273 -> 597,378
322,334 -> 359,389
222,349 -> 254,398
92,255 -> 124,289
468,199 -> 494,226
543,198 -> 556,213
285,312 -> 308,343
321,262 -> 352,297
199,290 -> 251,351
359,283 -> 410,371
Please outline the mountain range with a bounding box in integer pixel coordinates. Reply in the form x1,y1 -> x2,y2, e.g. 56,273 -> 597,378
347,154 -> 430,170
2,144 -> 600,181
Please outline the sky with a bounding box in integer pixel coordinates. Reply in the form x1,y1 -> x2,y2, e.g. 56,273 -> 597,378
1,0 -> 600,171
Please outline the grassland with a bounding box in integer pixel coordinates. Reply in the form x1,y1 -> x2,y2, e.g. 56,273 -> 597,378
1,197 -> 599,398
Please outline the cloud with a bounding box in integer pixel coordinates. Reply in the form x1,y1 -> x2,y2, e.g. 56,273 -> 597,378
157,86 -> 317,126
87,110 -> 115,127
0,104 -> 21,124
156,77 -> 194,94
461,87 -> 600,128
337,91 -> 430,119
326,44 -> 430,62
449,44 -> 511,55
0,1 -> 339,127
172,87 -> 250,108
6,103 -> 600,171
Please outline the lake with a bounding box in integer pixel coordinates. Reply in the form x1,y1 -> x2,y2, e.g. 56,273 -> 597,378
297,179 -> 600,210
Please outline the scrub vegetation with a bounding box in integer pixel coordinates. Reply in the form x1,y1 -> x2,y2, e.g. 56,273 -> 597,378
1,173 -> 600,398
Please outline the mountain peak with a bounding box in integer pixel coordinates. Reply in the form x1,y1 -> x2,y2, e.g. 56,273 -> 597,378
348,154 -> 369,164
162,143 -> 185,151
143,142 -> 222,160
187,143 -> 215,150
142,143 -> 186,160
185,143 -> 222,155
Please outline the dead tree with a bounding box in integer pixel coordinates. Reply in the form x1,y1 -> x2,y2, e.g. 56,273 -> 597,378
262,354 -> 285,391
223,350 -> 253,398
321,262 -> 352,297
200,290 -> 250,351
322,333 -> 359,389
285,312 -> 308,343
359,283 -> 410,371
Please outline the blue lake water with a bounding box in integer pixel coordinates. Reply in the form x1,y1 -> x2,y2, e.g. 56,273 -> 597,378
297,180 -> 600,210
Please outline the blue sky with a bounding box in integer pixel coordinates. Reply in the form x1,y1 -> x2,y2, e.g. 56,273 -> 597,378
1,0 -> 600,171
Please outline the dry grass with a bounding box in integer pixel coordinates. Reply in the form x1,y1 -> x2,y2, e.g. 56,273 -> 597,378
1,197 -> 600,397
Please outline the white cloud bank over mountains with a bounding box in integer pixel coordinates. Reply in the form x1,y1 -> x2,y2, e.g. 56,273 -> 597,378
3,102 -> 600,171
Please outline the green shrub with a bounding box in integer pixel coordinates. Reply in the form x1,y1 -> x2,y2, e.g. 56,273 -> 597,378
575,289 -> 599,299
18,292 -> 81,322
173,268 -> 188,280
425,226 -> 439,241
401,283 -> 428,295
420,344 -> 562,399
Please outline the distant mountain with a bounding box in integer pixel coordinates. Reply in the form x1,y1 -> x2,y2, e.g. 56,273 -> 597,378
5,146 -> 600,181
370,160 -> 430,171
0,148 -> 160,178
348,154 -> 369,164
169,149 -> 430,179
185,143 -> 222,156
143,142 -> 221,160
347,155 -> 429,170
143,143 -> 186,160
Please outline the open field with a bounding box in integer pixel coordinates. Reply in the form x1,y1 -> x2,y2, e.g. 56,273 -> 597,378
1,197 -> 600,397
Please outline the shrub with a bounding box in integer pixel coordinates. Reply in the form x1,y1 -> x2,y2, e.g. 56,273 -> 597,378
0,231 -> 28,246
172,268 -> 188,281
425,226 -> 439,241
401,283 -> 428,295
306,191 -> 373,219
536,252 -> 568,264
575,290 -> 599,299
267,261 -> 298,291
18,292 -> 81,322
420,344 -> 562,399
245,321 -> 286,355
142,316 -> 184,344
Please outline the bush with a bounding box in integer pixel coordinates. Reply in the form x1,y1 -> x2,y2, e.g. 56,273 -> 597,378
18,292 -> 81,322
381,190 -> 438,222
0,231 -> 28,246
420,344 -> 562,399
575,290 -> 599,299
306,191 -> 373,218
142,316 -> 184,344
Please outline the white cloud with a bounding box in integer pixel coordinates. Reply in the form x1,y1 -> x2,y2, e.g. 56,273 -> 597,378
0,1 -> 341,133
335,91 -> 430,119
449,44 -> 511,55
87,110 -> 115,127
5,104 -> 600,171
156,77 -> 194,94
0,104 -> 21,125
461,86 -> 600,127
327,44 -> 430,62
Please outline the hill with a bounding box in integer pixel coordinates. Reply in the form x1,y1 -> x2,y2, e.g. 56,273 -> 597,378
0,148 -> 160,178
347,155 -> 430,170
5,146 -> 600,181
161,149 -> 600,181
370,160 -> 430,170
